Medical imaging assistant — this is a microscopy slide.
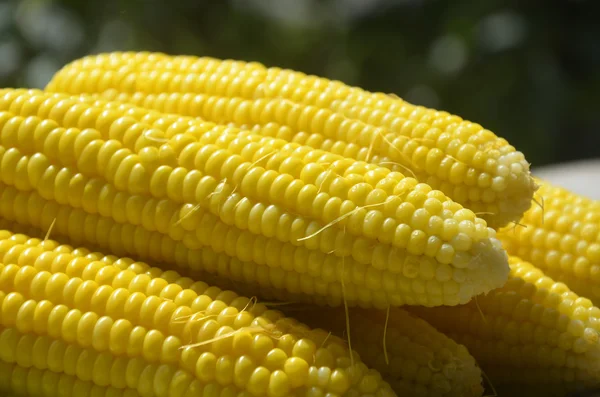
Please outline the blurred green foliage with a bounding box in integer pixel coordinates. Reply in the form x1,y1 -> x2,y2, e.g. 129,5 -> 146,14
1,0 -> 599,167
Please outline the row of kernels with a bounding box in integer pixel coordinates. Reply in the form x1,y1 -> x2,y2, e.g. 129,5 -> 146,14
0,234 -> 282,323
0,291 -> 187,364
327,100 -> 508,184
0,326 -> 275,397
0,143 -> 380,271
53,91 -> 497,250
76,89 -> 499,206
0,237 -> 376,394
6,185 -> 485,312
1,95 -> 480,266
2,182 -> 472,308
69,51 -> 170,69
292,306 -> 483,397
46,54 -> 536,227
503,228 -> 600,284
0,358 -> 142,397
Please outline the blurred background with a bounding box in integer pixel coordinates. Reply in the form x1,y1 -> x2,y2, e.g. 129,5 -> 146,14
0,0 -> 599,174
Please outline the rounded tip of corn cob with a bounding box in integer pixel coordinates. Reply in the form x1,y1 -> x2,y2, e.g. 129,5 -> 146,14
455,235 -> 510,305
498,178 -> 600,305
362,309 -> 486,397
490,151 -> 539,227
410,255 -> 600,393
420,129 -> 538,229
291,306 -> 485,397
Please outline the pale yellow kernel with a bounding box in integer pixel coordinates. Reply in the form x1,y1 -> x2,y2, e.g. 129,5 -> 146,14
436,244 -> 455,265
491,176 -> 507,192
427,216 -> 444,236
403,257 -> 420,279
215,354 -> 235,385
358,374 -> 380,393
283,357 -> 309,388
423,198 -> 443,215
316,366 -> 332,388
411,208 -> 431,231
247,366 -> 271,397
407,230 -> 427,256
394,224 -> 412,247
568,319 -> 585,337
435,263 -> 453,282
395,202 -> 416,224
268,370 -> 291,397
327,369 -> 350,394
195,352 -> 217,382
419,257 -> 436,280
292,339 -> 317,365
365,189 -> 387,206
443,280 -> 460,297
440,219 -> 459,241
450,233 -> 472,251
424,236 -> 443,258
458,221 -> 476,239
363,210 -> 384,239
405,191 -> 427,207
452,251 -> 472,269
588,243 -> 600,262
454,209 -> 475,222
347,183 -> 373,207
450,270 -> 468,289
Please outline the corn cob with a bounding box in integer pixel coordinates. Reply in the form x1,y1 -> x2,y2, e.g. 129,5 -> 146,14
0,229 -> 485,397
498,181 -> 600,307
45,51 -> 538,228
285,306 -> 483,397
0,220 -> 485,396
0,227 -> 482,397
407,256 -> 600,397
0,219 -> 487,395
0,88 -> 509,308
0,229 -> 396,397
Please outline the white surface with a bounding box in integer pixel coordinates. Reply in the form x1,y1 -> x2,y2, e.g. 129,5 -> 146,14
533,159 -> 600,200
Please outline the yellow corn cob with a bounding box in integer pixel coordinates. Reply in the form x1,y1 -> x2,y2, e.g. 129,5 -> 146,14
3,219 -> 482,396
0,229 -> 396,397
407,256 -> 600,397
45,51 -> 538,228
499,181 -> 600,306
286,306 -> 484,397
0,229 -> 484,397
0,88 -> 509,308
0,229 -> 486,397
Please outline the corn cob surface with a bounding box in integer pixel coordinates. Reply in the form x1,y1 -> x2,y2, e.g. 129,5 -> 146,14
0,360 -> 141,397
0,219 -> 487,397
0,228 -> 397,397
0,49 -> 589,397
45,51 -> 538,228
408,256 -> 600,397
0,88 -> 510,308
0,227 -> 487,397
284,306 -> 484,397
499,180 -> 600,306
